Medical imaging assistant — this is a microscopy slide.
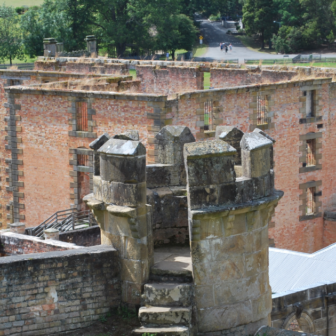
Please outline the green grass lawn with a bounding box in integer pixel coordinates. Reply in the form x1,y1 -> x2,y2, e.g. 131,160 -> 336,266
129,69 -> 136,78
204,72 -> 210,89
0,56 -> 37,66
193,44 -> 208,57
295,62 -> 336,68
236,35 -> 277,55
9,0 -> 43,7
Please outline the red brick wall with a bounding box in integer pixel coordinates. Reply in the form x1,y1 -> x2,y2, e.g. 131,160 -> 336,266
323,219 -> 336,247
172,80 -> 334,252
136,65 -> 204,95
8,90 -> 158,227
210,68 -> 297,88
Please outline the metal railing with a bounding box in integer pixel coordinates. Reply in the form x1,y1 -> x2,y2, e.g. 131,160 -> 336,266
26,208 -> 97,238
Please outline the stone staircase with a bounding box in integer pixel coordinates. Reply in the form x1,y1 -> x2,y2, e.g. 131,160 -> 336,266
133,248 -> 193,336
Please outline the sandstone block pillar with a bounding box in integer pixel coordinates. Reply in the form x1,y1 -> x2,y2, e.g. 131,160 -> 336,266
85,35 -> 97,55
43,38 -> 57,57
184,135 -> 283,335
84,138 -> 153,307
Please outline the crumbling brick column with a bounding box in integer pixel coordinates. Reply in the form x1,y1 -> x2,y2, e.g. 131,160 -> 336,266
184,134 -> 283,335
84,138 -> 153,307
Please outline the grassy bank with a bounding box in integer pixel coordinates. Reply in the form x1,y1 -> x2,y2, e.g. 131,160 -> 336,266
9,0 -> 43,6
236,35 -> 277,55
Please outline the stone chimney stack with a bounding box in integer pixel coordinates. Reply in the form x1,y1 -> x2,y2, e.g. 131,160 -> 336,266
184,133 -> 283,335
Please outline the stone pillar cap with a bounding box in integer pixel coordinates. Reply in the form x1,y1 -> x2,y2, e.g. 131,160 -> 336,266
43,38 -> 57,44
10,222 -> 25,227
44,228 -> 59,233
184,140 -> 236,159
85,35 -> 96,41
98,139 -> 146,156
241,132 -> 273,151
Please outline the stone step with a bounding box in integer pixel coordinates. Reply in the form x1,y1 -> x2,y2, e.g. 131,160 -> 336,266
143,283 -> 192,307
150,267 -> 192,283
139,306 -> 191,326
132,326 -> 189,336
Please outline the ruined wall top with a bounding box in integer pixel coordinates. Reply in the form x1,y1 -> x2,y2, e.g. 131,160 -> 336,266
184,129 -> 276,210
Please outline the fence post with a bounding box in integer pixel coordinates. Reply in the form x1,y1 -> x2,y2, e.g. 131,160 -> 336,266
72,212 -> 75,230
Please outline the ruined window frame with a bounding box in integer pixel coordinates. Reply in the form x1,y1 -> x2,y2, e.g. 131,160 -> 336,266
299,132 -> 322,173
76,101 -> 89,132
306,187 -> 316,215
306,139 -> 316,167
257,94 -> 269,126
299,180 -> 322,221
204,100 -> 213,131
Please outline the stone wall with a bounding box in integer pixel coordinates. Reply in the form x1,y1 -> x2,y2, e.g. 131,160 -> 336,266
184,135 -> 283,335
0,231 -> 81,255
147,187 -> 188,246
0,245 -> 120,335
210,68 -> 297,88
59,225 -> 101,246
271,283 -> 336,335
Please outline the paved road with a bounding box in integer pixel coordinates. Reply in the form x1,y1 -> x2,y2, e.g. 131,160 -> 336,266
198,20 -> 293,62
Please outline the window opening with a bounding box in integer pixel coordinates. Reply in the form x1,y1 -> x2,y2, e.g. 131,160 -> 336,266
9,80 -> 21,86
306,139 -> 316,166
204,100 -> 213,131
306,187 -> 316,215
306,90 -> 315,117
77,154 -> 89,166
76,101 -> 88,132
257,94 -> 268,125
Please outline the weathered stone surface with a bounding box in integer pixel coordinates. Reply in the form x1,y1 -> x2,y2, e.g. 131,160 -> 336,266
139,306 -> 191,326
93,176 -> 146,207
216,126 -> 244,165
143,283 -> 192,307
113,130 -> 139,141
146,164 -> 176,188
100,154 -> 146,183
98,138 -> 146,156
241,133 -> 272,179
89,132 -> 110,150
154,126 -> 195,186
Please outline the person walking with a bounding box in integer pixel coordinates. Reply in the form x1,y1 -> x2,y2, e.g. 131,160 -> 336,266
225,45 -> 228,53
220,43 -> 223,52
229,43 -> 233,52
166,52 -> 170,60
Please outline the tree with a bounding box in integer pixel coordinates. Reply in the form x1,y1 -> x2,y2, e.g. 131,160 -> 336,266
0,5 -> 24,65
243,0 -> 277,49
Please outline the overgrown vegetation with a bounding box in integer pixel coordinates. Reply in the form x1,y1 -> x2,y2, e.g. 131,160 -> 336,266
242,0 -> 336,53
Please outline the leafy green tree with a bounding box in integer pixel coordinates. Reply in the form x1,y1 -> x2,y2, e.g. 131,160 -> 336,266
0,5 -> 24,65
243,0 -> 277,49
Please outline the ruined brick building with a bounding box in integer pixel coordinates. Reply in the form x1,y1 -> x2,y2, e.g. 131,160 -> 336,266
2,45 -> 336,254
